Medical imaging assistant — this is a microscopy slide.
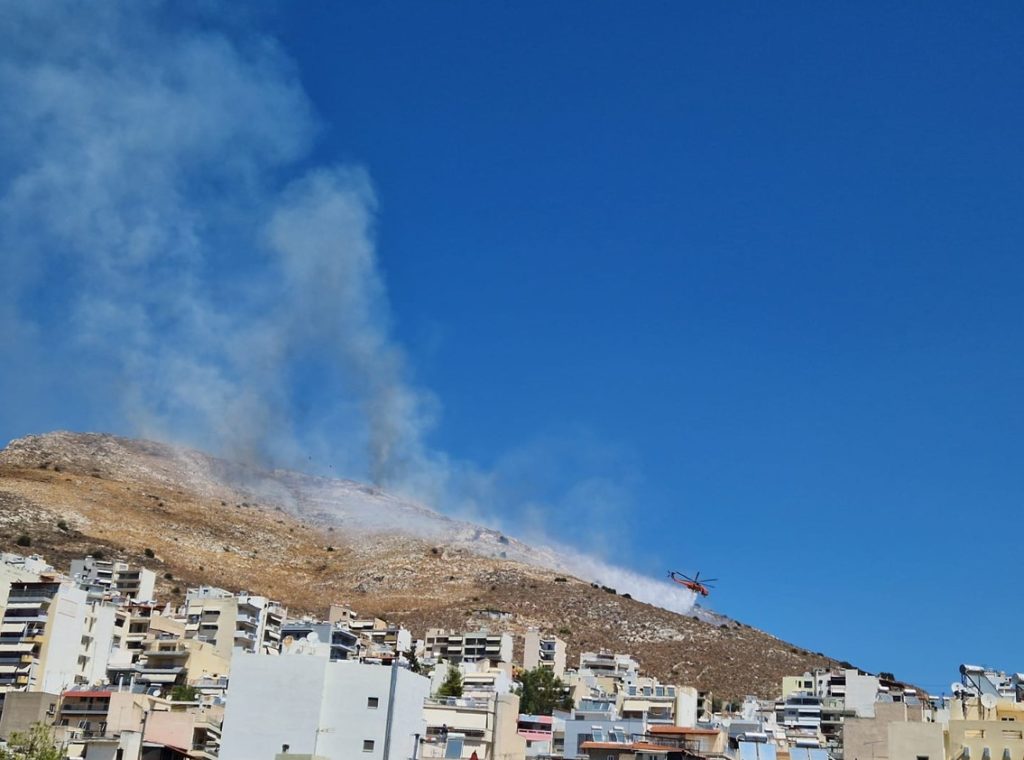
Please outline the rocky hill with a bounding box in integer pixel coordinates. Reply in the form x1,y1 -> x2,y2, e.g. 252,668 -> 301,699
0,431 -> 843,698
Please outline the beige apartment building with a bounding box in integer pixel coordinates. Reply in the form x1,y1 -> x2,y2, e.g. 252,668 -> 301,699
421,692 -> 526,760
0,579 -> 91,694
184,587 -> 286,660
523,629 -> 567,677
844,695 -> 1024,760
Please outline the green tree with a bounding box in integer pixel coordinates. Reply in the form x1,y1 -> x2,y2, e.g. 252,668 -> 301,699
515,667 -> 573,715
405,649 -> 423,675
0,722 -> 62,760
437,665 -> 463,698
170,684 -> 199,702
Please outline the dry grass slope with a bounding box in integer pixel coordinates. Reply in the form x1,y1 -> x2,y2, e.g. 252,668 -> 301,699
0,431 -> 842,697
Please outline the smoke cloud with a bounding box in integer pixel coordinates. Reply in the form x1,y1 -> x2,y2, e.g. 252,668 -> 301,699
0,2 -> 692,612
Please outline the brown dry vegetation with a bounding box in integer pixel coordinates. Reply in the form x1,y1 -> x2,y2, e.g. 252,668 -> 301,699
0,432 -> 844,698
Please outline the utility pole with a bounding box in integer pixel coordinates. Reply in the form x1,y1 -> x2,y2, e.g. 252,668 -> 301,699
136,709 -> 150,760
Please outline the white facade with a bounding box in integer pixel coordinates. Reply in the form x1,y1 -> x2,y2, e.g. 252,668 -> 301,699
219,653 -> 429,760
78,603 -> 118,686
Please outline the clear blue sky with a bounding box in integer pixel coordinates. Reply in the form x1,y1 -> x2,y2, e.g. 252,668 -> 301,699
2,2 -> 1023,692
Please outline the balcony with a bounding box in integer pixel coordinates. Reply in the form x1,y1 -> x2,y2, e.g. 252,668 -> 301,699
60,706 -> 111,716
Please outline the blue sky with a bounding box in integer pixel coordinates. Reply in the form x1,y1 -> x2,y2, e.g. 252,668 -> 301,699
2,2 -> 1023,692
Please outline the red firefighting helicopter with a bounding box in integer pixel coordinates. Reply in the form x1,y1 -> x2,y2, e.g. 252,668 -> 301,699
668,570 -> 717,597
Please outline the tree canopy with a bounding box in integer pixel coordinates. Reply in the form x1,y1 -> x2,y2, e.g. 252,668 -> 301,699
437,664 -> 464,698
0,723 -> 62,760
515,667 -> 573,715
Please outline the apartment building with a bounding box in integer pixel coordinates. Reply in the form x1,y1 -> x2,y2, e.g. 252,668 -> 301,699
561,703 -> 645,758
281,619 -> 360,661
219,652 -> 429,760
578,651 -> 641,680
783,667 -> 894,756
351,617 -> 413,662
110,601 -> 185,666
132,637 -> 230,692
70,556 -> 157,602
184,586 -> 286,659
144,702 -> 224,760
843,699 -> 939,760
423,628 -> 513,665
56,686 -> 225,759
523,629 -> 567,677
56,688 -> 128,740
0,554 -> 48,612
620,679 -> 699,727
518,713 -> 560,757
776,691 -> 824,739
0,580 -> 90,694
421,692 -> 526,760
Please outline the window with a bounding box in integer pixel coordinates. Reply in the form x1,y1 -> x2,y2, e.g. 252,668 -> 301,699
444,734 -> 465,759
917,755 -> 929,760
367,697 -> 379,709
363,739 -> 375,752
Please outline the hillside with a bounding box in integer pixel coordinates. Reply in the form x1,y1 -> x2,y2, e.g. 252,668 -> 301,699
0,431 -> 842,698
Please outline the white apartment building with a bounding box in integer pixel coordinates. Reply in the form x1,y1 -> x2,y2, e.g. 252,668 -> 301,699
184,587 -> 286,660
70,556 -> 156,602
523,629 -> 567,677
218,653 -> 429,760
76,602 -> 117,687
423,629 -> 513,665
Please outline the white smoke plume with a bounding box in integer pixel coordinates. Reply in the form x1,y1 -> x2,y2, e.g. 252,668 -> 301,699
0,2 -> 692,612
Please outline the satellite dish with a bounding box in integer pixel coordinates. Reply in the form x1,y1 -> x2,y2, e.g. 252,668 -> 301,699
981,694 -> 997,710
307,632 -> 320,644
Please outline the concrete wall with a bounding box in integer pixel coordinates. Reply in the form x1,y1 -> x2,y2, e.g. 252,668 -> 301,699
492,693 -> 527,760
889,721 -> 944,760
182,639 -> 231,683
676,686 -> 699,728
0,691 -> 58,740
845,702 -> 920,760
947,719 -> 1024,760
106,692 -> 149,733
219,653 -> 428,760
136,569 -> 156,602
845,671 -> 882,718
